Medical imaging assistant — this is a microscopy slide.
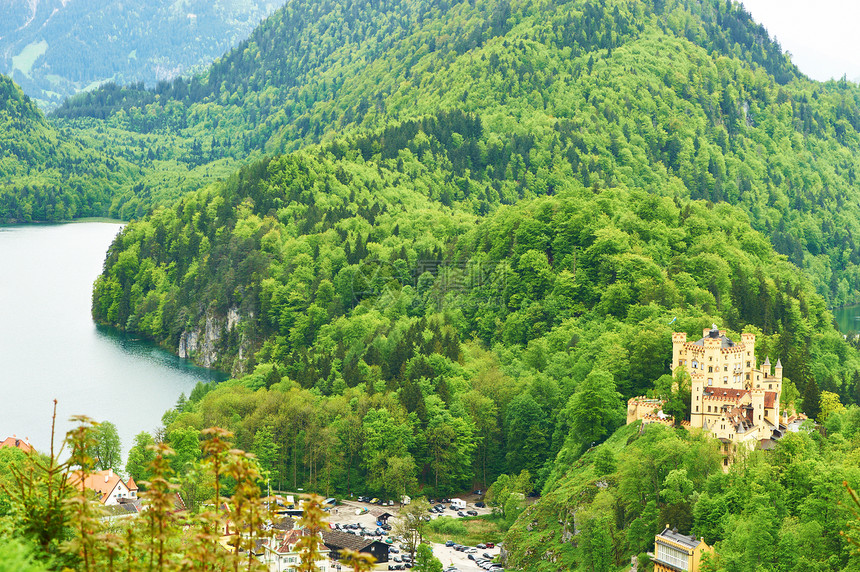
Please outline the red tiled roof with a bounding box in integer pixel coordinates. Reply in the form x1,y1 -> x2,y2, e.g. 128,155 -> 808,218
273,530 -> 303,553
0,436 -> 32,453
764,391 -> 777,409
68,470 -> 130,504
703,388 -> 748,401
126,475 -> 138,491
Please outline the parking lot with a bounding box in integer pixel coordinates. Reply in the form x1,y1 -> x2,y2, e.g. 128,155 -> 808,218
326,498 -> 503,572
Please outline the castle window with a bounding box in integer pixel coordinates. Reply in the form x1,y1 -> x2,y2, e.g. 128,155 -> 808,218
696,406 -> 699,412
769,384 -> 772,389
708,378 -> 713,386
708,406 -> 711,412
724,365 -> 728,371
747,361 -> 750,367
708,366 -> 713,373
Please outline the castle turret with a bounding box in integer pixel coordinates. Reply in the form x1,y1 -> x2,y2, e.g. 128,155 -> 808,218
775,358 -> 783,381
762,356 -> 771,377
741,332 -> 756,371
671,332 -> 687,373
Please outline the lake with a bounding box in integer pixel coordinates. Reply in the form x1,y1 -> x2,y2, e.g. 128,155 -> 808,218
833,303 -> 860,334
0,222 -> 225,457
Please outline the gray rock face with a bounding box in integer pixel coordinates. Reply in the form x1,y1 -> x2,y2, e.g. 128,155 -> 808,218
177,306 -> 252,376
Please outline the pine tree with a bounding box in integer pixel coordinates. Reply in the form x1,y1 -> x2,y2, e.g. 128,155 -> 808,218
801,377 -> 822,420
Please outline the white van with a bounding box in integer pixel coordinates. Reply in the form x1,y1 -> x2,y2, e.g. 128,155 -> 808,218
450,498 -> 466,510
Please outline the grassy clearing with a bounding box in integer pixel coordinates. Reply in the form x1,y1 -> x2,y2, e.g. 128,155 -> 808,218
12,41 -> 48,77
424,515 -> 508,546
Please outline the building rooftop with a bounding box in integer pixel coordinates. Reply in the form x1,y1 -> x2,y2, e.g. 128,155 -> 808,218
0,436 -> 33,453
703,387 -> 748,401
692,332 -> 735,348
656,526 -> 703,550
322,529 -> 386,552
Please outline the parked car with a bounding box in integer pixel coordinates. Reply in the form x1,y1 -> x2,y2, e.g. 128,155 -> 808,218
445,540 -> 454,547
476,544 -> 486,549
467,510 -> 478,516
486,543 -> 495,548
475,502 -> 486,508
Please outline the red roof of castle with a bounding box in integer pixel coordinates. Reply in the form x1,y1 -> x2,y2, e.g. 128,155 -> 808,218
703,388 -> 748,401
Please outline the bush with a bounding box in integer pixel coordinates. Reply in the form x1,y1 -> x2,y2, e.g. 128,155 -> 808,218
426,516 -> 468,536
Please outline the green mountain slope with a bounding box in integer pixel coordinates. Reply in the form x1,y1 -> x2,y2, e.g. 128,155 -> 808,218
0,75 -> 138,222
79,1 -> 860,567
92,116 -> 856,485
54,0 -> 860,306
504,419 -> 860,571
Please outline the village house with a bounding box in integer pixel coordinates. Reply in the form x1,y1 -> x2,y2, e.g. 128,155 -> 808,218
652,525 -> 712,572
69,469 -> 139,506
321,529 -> 390,564
0,435 -> 33,453
262,529 -> 331,572
628,325 -> 790,466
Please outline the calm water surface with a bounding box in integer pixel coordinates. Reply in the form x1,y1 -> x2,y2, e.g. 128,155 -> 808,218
0,223 -> 225,455
834,303 -> 860,334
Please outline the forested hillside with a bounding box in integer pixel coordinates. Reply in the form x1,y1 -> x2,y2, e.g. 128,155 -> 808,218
0,75 -> 137,222
0,0 -> 284,108
0,0 -> 856,569
504,418 -> 860,571
93,117 -> 858,514
76,1 -> 860,567
48,0 -> 860,307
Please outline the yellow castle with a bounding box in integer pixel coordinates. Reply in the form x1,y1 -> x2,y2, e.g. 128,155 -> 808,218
673,324 -> 782,445
629,325 -> 784,462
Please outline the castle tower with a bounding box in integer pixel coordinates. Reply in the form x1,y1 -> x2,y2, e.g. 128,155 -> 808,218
750,388 -> 766,437
741,332 -> 756,371
671,332 -> 687,375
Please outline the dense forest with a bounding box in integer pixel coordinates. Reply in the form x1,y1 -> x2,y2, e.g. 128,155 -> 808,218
5,0 -> 860,569
92,120 -> 860,564
38,0 -> 860,307
0,76 -> 138,222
